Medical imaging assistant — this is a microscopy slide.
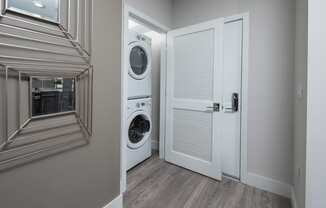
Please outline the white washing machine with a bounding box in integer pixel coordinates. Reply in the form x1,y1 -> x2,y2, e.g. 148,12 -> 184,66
126,98 -> 152,170
128,30 -> 152,99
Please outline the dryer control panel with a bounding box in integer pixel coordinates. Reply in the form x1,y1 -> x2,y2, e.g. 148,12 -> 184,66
128,98 -> 152,111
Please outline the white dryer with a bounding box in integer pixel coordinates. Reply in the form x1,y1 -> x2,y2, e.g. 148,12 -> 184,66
128,30 -> 152,99
126,98 -> 152,170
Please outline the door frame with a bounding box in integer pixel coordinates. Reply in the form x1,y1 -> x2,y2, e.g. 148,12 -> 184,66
225,13 -> 250,183
121,4 -> 170,193
160,13 -> 250,183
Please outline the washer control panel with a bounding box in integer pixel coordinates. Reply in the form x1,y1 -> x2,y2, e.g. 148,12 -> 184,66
135,101 -> 151,108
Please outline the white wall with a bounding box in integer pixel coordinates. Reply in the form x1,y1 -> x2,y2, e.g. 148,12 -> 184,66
126,0 -> 173,28
173,0 -> 295,185
306,1 -> 326,207
293,0 -> 308,207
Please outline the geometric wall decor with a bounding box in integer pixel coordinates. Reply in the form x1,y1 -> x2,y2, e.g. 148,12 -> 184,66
0,0 -> 92,65
0,0 -> 93,171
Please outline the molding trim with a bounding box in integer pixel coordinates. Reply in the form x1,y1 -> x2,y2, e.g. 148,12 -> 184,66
151,140 -> 159,150
159,33 -> 167,160
238,12 -> 250,184
291,187 -> 298,208
246,173 -> 292,198
103,194 -> 123,208
120,0 -> 128,194
126,5 -> 171,32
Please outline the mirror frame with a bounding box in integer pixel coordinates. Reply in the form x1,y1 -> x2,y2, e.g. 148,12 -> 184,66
0,0 -> 93,171
4,0 -> 60,24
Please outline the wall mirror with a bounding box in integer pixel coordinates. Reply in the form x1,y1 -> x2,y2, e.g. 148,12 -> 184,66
31,77 -> 75,117
0,66 -> 93,171
0,0 -> 93,170
5,0 -> 60,23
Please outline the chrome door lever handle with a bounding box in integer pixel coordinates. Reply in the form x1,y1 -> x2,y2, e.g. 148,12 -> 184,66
206,103 -> 220,112
224,107 -> 234,113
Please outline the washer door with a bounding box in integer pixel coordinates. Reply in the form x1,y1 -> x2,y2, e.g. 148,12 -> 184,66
128,41 -> 151,80
127,111 -> 151,149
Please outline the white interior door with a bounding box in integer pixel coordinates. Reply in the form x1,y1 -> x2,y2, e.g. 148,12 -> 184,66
165,19 -> 224,180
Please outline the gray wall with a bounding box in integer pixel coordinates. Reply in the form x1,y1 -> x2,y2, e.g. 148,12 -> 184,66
126,0 -> 173,28
172,0 -> 295,184
293,0 -> 307,207
0,1 -> 122,208
306,0 -> 326,207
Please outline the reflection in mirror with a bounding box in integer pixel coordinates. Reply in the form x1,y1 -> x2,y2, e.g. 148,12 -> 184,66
31,77 -> 75,117
6,0 -> 59,23
0,66 -> 93,171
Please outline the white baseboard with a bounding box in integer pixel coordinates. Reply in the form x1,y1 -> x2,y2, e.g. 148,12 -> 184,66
103,194 -> 123,208
291,187 -> 298,208
151,140 -> 159,150
246,173 -> 292,198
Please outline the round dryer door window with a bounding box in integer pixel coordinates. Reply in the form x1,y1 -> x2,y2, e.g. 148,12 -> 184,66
130,46 -> 148,77
128,114 -> 151,149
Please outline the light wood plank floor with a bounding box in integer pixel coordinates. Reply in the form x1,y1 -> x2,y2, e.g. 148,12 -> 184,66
124,153 -> 291,208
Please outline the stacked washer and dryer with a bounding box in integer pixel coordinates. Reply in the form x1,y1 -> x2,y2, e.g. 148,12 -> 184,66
126,31 -> 153,170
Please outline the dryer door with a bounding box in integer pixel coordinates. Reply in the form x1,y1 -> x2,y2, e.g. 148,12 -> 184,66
127,111 -> 151,149
128,41 -> 151,80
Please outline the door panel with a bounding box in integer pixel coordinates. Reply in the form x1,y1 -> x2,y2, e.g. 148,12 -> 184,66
173,29 -> 214,100
165,19 -> 224,180
173,109 -> 213,161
